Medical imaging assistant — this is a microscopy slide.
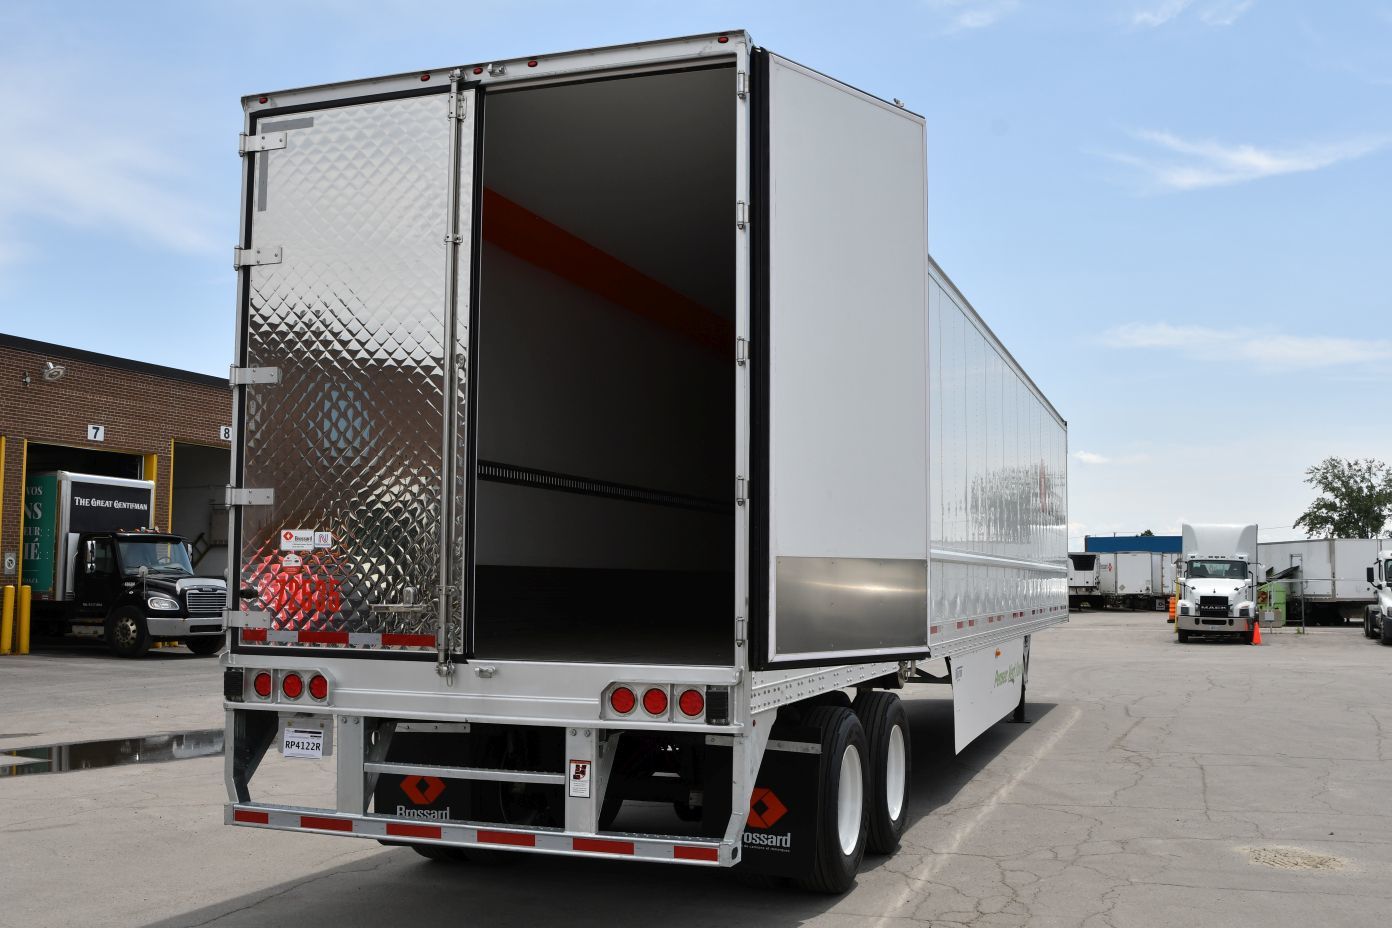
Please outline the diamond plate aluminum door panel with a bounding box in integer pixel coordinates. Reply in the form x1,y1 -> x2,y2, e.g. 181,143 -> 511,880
237,90 -> 468,652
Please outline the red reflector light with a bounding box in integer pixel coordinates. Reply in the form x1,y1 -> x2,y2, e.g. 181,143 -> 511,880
281,673 -> 303,699
308,673 -> 328,700
642,687 -> 668,716
527,60 -> 538,68
419,73 -> 431,82
473,66 -> 483,74
257,95 -> 268,104
717,35 -> 729,44
609,686 -> 636,714
252,672 -> 272,699
678,688 -> 704,717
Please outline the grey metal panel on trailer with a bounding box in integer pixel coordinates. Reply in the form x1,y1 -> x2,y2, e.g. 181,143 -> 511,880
927,260 -> 1068,649
761,52 -> 930,663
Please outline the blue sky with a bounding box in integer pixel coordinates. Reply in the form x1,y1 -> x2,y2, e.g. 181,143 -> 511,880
1,1 -> 1389,546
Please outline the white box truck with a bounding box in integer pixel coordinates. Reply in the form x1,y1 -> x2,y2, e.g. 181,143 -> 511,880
1175,523 -> 1259,642
219,32 -> 1069,893
23,471 -> 227,656
1259,538 -> 1377,626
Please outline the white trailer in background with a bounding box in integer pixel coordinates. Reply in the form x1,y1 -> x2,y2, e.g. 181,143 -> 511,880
219,32 -> 1068,894
1068,552 -> 1102,609
1085,551 -> 1171,610
1259,538 -> 1377,626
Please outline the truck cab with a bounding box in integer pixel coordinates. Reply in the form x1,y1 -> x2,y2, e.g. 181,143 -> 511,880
1363,552 -> 1392,644
63,530 -> 227,657
1174,523 -> 1259,642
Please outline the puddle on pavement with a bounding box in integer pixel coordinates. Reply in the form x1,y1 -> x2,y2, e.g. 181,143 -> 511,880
0,729 -> 224,777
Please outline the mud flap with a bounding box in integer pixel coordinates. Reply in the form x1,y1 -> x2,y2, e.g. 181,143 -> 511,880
735,725 -> 822,878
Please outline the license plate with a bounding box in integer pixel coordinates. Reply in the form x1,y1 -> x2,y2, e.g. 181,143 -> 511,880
282,727 -> 324,758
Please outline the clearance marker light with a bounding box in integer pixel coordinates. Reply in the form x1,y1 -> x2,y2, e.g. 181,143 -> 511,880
609,686 -> 636,715
678,688 -> 704,718
282,672 -> 304,700
642,687 -> 668,716
308,673 -> 329,701
253,671 -> 273,699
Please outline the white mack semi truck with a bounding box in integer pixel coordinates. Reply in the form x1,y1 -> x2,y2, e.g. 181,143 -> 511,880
1175,523 -> 1259,642
219,31 -> 1069,893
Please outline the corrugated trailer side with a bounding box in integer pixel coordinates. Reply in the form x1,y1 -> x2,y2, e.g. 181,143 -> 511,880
926,260 -> 1068,655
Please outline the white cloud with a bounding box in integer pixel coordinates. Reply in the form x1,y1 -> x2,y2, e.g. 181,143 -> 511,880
1107,129 -> 1390,190
1133,0 -> 1194,27
1199,0 -> 1255,25
1103,322 -> 1390,370
1073,451 -> 1111,464
925,0 -> 1020,33
1072,449 -> 1151,466
0,55 -> 218,267
1132,0 -> 1255,27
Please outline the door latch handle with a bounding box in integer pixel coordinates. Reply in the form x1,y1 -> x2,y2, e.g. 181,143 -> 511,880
371,586 -> 430,613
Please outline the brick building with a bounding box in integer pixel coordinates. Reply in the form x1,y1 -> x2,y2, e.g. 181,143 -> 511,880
0,333 -> 232,585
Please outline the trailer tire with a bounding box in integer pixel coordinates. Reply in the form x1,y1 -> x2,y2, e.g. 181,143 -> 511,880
1382,618 -> 1392,647
105,607 -> 151,658
794,706 -> 868,894
411,844 -> 469,863
186,636 -> 222,656
851,691 -> 910,855
1176,629 -> 1190,643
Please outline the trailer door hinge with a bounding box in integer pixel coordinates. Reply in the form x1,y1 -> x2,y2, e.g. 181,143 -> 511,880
239,131 -> 287,155
228,365 -> 281,386
736,337 -> 749,366
225,610 -> 271,629
447,92 -> 467,120
736,201 -> 748,230
736,71 -> 748,99
736,476 -> 747,507
233,245 -> 282,270
225,487 -> 275,507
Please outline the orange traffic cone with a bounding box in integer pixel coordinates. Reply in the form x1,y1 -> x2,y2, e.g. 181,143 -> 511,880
1251,617 -> 1262,645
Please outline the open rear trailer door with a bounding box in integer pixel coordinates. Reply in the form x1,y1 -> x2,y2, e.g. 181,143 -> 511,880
230,79 -> 476,658
749,50 -> 931,668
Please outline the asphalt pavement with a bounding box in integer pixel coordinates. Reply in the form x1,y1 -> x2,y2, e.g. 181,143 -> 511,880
2,613 -> 1389,927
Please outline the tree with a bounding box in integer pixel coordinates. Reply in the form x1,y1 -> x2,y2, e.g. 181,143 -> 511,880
1140,529 -> 1154,537
1293,457 -> 1392,539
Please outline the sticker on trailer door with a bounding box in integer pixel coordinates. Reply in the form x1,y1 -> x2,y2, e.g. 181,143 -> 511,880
280,529 -> 314,551
312,531 -> 333,548
280,553 -> 303,573
568,759 -> 592,798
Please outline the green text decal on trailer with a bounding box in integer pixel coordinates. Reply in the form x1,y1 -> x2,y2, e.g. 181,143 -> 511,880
22,473 -> 58,593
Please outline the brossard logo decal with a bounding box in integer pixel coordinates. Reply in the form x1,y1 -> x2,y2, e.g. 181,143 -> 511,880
743,787 -> 792,850
397,775 -> 450,820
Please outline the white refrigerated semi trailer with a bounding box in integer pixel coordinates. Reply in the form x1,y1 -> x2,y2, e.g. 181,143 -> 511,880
219,31 -> 1068,893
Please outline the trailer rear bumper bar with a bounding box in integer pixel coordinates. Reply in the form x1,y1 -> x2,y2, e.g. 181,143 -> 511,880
225,802 -> 732,866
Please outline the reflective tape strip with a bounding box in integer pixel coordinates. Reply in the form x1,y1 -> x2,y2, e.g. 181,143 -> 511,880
479,830 -> 535,847
301,815 -> 353,832
387,822 -> 441,840
234,809 -> 269,824
574,837 -> 634,855
674,845 -> 719,862
238,630 -> 436,649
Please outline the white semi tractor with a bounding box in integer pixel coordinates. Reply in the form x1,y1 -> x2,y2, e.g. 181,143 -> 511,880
1175,523 -> 1259,642
218,32 -> 1069,893
1364,550 -> 1392,643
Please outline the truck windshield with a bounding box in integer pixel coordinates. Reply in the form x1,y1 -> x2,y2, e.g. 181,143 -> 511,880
117,540 -> 194,576
1187,559 -> 1247,580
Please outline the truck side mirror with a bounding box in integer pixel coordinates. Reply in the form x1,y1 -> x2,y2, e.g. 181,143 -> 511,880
1368,567 -> 1376,585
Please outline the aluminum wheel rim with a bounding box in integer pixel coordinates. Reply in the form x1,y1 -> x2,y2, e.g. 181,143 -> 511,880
885,724 -> 907,821
837,744 -> 864,856
114,616 -> 139,649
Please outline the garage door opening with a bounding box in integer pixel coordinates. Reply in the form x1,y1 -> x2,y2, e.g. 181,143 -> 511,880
25,443 -> 143,480
171,443 -> 230,577
470,66 -> 736,665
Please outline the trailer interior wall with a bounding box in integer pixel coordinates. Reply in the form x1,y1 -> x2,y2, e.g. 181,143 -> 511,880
471,66 -> 736,664
928,262 -> 1068,644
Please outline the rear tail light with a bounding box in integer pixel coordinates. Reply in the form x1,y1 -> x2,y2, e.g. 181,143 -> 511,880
308,673 -> 329,701
678,688 -> 705,718
281,672 -> 304,700
642,687 -> 669,716
253,671 -> 273,699
609,686 -> 636,714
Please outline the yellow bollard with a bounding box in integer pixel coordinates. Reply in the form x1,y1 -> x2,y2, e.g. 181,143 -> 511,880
0,585 -> 13,655
17,585 -> 31,655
